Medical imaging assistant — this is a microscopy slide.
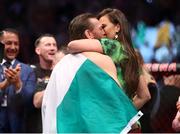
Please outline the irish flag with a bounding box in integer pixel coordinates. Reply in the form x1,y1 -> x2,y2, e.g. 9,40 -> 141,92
42,54 -> 143,133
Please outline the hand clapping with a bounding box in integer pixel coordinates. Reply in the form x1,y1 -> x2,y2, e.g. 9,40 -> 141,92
4,64 -> 22,90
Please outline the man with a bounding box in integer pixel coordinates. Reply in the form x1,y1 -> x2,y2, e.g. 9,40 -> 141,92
42,13 -> 142,133
28,34 -> 58,132
0,28 -> 36,132
33,34 -> 58,108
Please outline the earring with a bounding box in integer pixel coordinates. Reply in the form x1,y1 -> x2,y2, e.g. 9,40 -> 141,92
114,33 -> 118,40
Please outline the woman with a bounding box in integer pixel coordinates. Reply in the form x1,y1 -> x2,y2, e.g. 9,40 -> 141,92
68,8 -> 151,109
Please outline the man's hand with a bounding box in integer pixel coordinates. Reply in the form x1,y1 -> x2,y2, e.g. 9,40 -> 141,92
4,64 -> 22,91
172,111 -> 180,132
172,97 -> 180,132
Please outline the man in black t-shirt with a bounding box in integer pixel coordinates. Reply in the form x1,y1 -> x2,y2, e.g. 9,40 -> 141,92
27,34 -> 58,132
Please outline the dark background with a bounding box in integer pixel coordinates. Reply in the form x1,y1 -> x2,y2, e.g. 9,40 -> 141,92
0,0 -> 179,64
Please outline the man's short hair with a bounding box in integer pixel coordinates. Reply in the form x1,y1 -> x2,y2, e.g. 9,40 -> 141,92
34,33 -> 56,47
0,28 -> 19,39
68,13 -> 96,41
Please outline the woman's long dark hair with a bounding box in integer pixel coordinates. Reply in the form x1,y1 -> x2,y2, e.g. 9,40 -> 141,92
98,8 -> 140,98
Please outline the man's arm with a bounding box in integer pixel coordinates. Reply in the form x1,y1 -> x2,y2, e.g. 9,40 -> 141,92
172,97 -> 180,132
18,64 -> 36,105
33,90 -> 44,108
67,39 -> 103,53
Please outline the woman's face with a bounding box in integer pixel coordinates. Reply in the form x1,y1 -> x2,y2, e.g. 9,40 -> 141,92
99,15 -> 120,39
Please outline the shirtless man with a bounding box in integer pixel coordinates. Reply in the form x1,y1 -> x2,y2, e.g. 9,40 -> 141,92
42,13 -> 142,133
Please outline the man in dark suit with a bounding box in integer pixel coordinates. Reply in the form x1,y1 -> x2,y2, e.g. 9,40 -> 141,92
0,28 -> 36,132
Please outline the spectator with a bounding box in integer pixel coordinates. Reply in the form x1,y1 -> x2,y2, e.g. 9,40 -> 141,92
0,28 -> 36,132
29,34 -> 58,132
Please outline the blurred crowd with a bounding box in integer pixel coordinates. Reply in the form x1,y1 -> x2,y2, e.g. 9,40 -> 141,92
0,0 -> 180,64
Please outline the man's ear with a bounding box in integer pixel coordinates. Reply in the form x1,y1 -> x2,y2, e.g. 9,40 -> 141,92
84,29 -> 94,39
35,47 -> 40,55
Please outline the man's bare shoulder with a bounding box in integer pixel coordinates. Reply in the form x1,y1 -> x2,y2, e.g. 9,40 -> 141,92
82,52 -> 112,63
82,52 -> 119,85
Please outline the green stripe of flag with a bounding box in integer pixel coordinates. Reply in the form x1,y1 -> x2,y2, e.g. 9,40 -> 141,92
57,59 -> 139,133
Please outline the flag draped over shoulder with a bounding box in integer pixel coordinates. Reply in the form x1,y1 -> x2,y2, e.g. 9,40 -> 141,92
42,54 -> 142,133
